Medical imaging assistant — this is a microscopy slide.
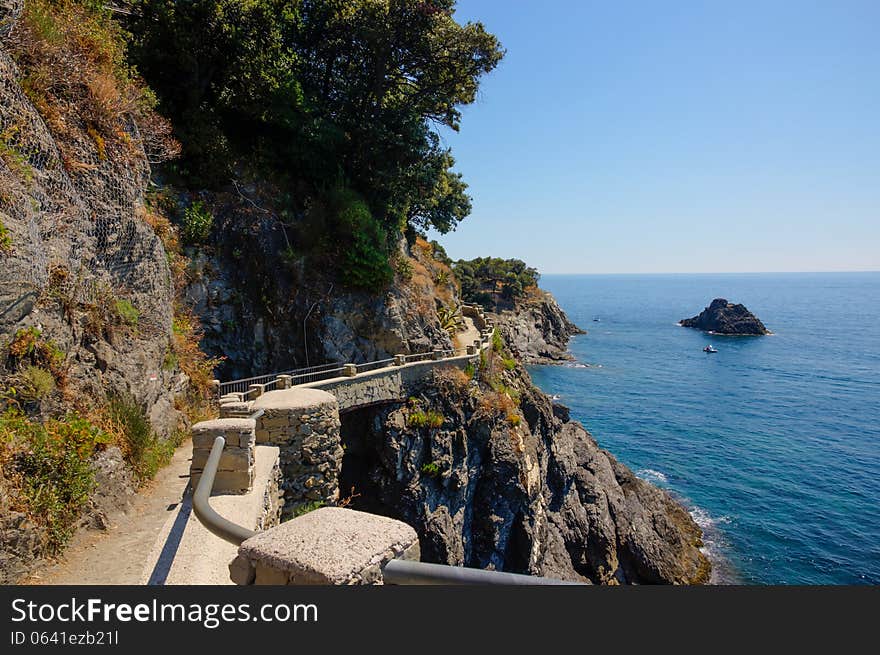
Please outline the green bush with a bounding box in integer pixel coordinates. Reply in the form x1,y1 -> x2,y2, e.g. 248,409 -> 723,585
0,218 -> 11,252
291,500 -> 324,518
181,200 -> 213,244
114,299 -> 139,327
108,395 -> 175,481
333,189 -> 393,290
492,329 -> 504,353
420,461 -> 441,478
0,410 -> 111,552
408,409 -> 444,429
502,357 -> 517,371
19,365 -> 56,400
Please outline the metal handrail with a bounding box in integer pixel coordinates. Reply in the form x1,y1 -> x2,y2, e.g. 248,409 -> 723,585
192,436 -> 257,546
383,559 -> 583,585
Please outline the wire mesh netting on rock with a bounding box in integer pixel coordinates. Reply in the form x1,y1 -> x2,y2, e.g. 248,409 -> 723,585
0,10 -> 173,337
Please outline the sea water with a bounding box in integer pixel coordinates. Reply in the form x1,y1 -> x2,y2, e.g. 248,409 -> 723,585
528,272 -> 880,584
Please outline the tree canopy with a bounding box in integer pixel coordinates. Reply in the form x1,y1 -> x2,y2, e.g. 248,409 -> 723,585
453,257 -> 540,309
127,0 -> 503,288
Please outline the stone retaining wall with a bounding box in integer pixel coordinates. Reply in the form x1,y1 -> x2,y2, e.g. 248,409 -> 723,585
251,388 -> 343,518
190,418 -> 256,494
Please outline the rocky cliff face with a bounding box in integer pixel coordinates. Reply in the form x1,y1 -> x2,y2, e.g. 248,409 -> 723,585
0,23 -> 180,581
490,289 -> 584,364
680,298 -> 770,336
185,204 -> 455,379
339,362 -> 710,584
0,47 -> 181,433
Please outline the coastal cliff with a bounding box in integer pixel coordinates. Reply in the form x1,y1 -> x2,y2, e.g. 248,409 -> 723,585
490,289 -> 585,364
339,350 -> 710,583
680,298 -> 770,335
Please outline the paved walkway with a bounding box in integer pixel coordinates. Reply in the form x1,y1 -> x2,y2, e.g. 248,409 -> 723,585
29,442 -> 278,585
456,315 -> 481,350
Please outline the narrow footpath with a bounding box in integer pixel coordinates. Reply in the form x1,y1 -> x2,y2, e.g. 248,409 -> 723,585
26,442 -> 192,585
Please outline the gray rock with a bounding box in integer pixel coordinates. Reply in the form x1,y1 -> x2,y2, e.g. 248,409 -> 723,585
680,298 -> 770,335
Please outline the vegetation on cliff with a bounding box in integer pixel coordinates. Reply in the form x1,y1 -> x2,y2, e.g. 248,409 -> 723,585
453,257 -> 540,310
126,0 -> 503,288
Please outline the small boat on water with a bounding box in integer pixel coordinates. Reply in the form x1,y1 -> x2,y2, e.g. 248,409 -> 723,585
703,345 -> 718,353
593,318 -> 600,322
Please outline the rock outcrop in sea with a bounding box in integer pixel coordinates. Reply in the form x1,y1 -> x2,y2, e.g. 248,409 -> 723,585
680,298 -> 770,335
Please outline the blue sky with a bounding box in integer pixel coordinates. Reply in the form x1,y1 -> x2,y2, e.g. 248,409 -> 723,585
429,1 -> 880,273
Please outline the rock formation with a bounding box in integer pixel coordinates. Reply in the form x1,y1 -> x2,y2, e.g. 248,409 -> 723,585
338,364 -> 711,584
490,290 -> 585,364
680,298 -> 770,335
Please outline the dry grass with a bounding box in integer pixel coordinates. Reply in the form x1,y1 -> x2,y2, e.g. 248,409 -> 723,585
8,0 -> 178,165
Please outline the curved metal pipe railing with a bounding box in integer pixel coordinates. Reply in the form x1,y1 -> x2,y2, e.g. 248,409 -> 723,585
383,559 -> 583,585
192,436 -> 257,546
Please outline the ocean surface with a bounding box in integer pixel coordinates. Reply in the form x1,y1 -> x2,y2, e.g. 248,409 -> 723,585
528,273 -> 880,585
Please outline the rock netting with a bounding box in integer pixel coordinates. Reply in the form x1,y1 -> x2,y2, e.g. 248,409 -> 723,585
252,389 -> 343,517
190,419 -> 256,494
236,507 -> 420,585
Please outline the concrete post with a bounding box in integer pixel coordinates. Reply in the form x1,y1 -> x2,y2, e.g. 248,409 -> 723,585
467,345 -> 476,355
277,375 -> 292,389
248,384 -> 265,399
394,354 -> 406,366
432,350 -> 443,360
343,363 -> 358,377
474,339 -> 482,350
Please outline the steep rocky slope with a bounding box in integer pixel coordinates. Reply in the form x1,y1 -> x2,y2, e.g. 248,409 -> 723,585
185,207 -> 457,378
339,360 -> 710,584
0,7 -> 185,581
490,289 -> 585,364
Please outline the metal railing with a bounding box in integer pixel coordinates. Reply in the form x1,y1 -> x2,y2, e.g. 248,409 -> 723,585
193,435 -> 581,585
192,436 -> 257,546
217,328 -> 494,399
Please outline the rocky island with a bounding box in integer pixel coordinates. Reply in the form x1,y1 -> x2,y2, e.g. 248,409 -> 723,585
680,298 -> 771,335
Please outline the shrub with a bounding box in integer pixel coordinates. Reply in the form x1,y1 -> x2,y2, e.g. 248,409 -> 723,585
114,298 -> 139,327
7,327 -> 66,383
464,362 -> 475,379
291,500 -> 324,518
407,409 -> 445,429
107,394 -> 174,482
181,199 -> 213,244
333,190 -> 393,290
420,462 -> 441,478
506,412 -> 521,427
0,409 -> 111,551
492,329 -> 504,353
395,257 -> 414,280
0,218 -> 12,253
19,365 -> 56,400
502,357 -> 517,371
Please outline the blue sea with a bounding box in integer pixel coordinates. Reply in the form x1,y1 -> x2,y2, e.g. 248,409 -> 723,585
528,273 -> 880,585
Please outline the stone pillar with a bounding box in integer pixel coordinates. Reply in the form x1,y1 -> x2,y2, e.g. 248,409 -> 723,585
432,350 -> 443,360
467,345 -> 476,355
394,354 -> 406,366
252,388 -> 343,518
232,507 -> 420,585
276,375 -> 292,389
190,418 -> 256,494
248,383 -> 265,399
343,363 -> 358,377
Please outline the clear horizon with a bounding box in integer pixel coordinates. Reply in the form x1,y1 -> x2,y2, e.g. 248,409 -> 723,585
429,1 -> 880,274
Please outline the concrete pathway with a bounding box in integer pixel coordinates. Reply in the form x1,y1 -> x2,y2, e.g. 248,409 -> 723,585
29,442 -> 279,585
456,315 -> 481,350
28,441 -> 193,585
